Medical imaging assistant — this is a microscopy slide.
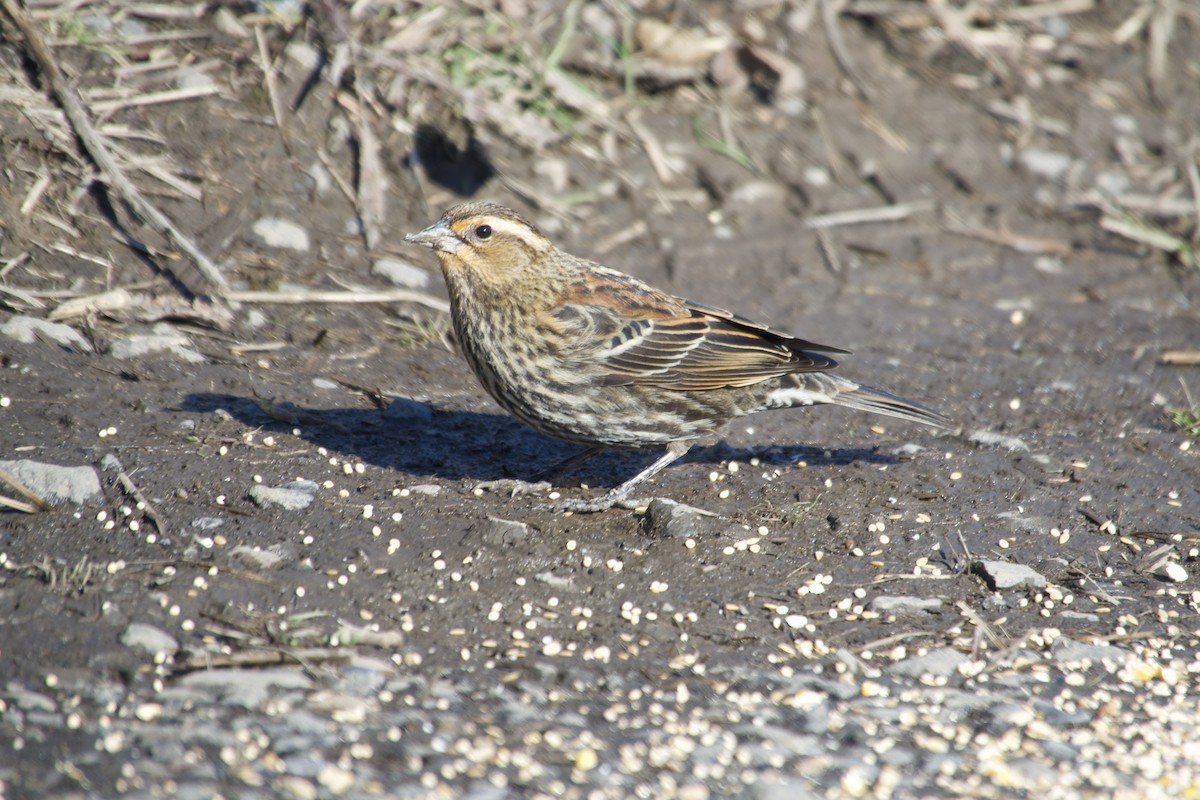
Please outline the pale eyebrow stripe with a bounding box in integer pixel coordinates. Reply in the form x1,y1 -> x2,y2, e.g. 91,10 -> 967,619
452,216 -> 541,245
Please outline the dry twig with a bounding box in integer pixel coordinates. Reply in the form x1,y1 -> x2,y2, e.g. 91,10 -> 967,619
805,200 -> 934,230
117,470 -> 169,539
0,466 -> 51,512
0,0 -> 229,297
224,288 -> 450,313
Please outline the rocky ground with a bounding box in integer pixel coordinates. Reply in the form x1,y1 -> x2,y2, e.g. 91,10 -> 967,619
1,1 -> 1199,798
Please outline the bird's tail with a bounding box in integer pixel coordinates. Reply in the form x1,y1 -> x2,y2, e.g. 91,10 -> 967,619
769,373 -> 950,429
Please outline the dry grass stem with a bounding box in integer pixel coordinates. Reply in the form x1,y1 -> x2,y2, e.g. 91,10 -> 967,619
805,201 -> 934,230
1159,351 -> 1200,366
254,24 -> 288,141
89,85 -> 219,115
0,466 -> 51,512
225,289 -> 450,314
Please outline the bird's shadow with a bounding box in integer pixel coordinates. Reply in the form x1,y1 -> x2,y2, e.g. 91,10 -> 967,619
180,393 -> 904,487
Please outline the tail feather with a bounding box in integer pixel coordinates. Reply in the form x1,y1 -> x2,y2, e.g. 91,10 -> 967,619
768,373 -> 950,429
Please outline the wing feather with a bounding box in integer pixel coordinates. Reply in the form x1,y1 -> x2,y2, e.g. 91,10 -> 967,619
552,271 -> 848,391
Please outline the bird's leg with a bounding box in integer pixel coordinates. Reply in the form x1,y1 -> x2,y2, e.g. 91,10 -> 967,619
551,442 -> 692,513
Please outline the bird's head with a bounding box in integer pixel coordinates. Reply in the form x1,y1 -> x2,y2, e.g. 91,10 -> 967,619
405,203 -> 556,293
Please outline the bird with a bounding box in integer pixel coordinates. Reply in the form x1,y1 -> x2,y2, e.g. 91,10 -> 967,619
405,202 -> 948,512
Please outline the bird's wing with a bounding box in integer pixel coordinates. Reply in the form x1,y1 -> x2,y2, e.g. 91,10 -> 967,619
551,270 -> 847,391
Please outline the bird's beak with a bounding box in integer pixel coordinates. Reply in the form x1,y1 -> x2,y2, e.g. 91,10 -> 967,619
404,218 -> 460,255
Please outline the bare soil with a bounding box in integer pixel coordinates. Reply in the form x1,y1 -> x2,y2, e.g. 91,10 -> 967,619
0,1 -> 1198,796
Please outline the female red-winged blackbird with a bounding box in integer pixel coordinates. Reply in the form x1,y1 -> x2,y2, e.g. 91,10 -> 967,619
406,202 -> 948,512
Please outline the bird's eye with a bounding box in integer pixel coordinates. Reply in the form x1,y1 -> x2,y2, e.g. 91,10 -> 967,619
475,224 -> 492,240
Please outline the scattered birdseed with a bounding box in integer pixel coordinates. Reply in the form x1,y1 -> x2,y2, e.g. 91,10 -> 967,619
0,396 -> 9,407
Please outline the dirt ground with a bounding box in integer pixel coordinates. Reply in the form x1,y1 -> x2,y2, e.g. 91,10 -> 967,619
1,1 -> 1199,797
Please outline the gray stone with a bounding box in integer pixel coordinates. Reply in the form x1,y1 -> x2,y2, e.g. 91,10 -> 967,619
726,179 -> 788,208
1095,170 -> 1131,197
534,571 -> 577,591
384,397 -> 434,423
6,682 -> 57,712
191,516 -> 226,530
0,315 -> 92,351
230,544 -> 290,570
0,459 -> 101,505
244,309 -> 269,329
756,779 -> 822,800
252,217 -> 310,251
178,667 -> 313,708
983,701 -> 1034,734
121,623 -> 179,657
334,656 -> 394,696
1051,637 -> 1130,666
273,776 -> 319,800
79,13 -> 114,33
371,258 -> 432,289
996,511 -> 1057,535
211,6 -> 249,37
408,484 -> 441,496
1018,148 -> 1073,181
738,724 -> 823,757
868,595 -> 944,615
175,66 -> 215,91
164,782 -> 223,800
968,429 -> 1030,452
1042,740 -> 1082,762
110,323 -> 204,363
461,782 -> 511,800
477,516 -> 530,547
972,559 -> 1047,591
250,484 -> 314,511
643,498 -> 712,538
889,647 -> 969,679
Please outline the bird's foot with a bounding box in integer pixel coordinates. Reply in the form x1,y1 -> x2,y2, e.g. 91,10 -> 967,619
537,493 -> 653,514
473,479 -> 553,499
